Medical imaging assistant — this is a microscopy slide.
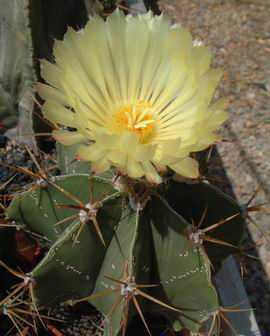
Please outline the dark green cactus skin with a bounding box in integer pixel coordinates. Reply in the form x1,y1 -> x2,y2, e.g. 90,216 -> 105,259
30,213 -> 118,305
6,174 -> 123,305
7,174 -> 120,243
89,197 -> 219,334
6,173 -> 244,333
146,196 -> 218,331
91,209 -> 139,334
5,171 -> 246,333
166,180 -> 245,268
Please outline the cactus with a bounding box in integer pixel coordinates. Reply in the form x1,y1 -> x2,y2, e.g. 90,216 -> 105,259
3,167 -> 246,334
89,196 -> 219,334
0,4 -> 254,335
166,180 -> 245,267
6,174 -> 123,304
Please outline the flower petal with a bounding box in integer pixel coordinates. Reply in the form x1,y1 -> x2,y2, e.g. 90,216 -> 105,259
40,60 -> 63,89
190,45 -> 212,76
76,144 -> 106,162
170,157 -> 199,178
37,83 -> 67,106
53,130 -> 86,146
43,101 -> 75,127
92,159 -> 111,174
142,161 -> 162,184
126,158 -> 144,178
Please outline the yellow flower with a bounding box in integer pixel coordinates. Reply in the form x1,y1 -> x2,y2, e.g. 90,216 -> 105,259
38,10 -> 228,184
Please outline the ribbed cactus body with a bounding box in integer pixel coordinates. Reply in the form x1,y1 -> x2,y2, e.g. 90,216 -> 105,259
7,174 -> 123,305
5,169 -> 245,333
167,180 -> 245,267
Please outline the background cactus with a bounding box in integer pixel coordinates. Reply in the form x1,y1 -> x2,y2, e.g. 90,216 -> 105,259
0,0 -> 36,146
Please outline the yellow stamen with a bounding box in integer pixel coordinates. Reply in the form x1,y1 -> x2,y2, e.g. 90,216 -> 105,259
109,101 -> 155,143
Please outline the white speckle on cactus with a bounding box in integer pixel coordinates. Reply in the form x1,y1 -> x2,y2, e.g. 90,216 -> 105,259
141,265 -> 150,273
160,265 -> 206,285
65,264 -> 82,276
179,251 -> 189,257
101,281 -> 109,289
30,192 -> 39,205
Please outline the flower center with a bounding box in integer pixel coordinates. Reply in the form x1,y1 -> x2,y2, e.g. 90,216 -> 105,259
110,101 -> 155,144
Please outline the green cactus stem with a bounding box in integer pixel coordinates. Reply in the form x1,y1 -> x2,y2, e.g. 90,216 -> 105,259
7,174 -> 123,306
166,180 -> 245,268
88,196 -> 219,334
